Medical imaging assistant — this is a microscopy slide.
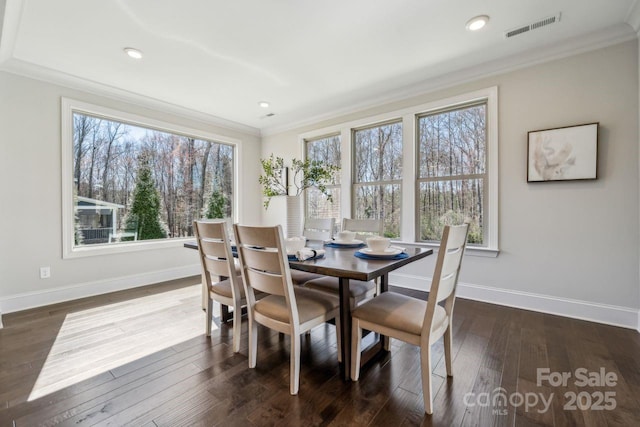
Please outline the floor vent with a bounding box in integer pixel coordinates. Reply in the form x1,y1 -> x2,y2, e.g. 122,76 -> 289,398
505,13 -> 561,39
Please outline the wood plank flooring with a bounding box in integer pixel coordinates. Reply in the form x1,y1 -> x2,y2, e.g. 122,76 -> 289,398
1,277 -> 639,426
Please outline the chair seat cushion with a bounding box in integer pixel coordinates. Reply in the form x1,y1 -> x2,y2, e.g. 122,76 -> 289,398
303,276 -> 376,299
254,287 -> 339,324
289,270 -> 324,285
352,292 -> 447,336
210,275 -> 244,299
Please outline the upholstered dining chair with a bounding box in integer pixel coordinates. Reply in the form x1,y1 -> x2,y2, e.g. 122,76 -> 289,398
303,217 -> 381,306
350,223 -> 469,414
193,220 -> 245,353
289,217 -> 335,285
303,217 -> 335,241
342,218 -> 383,241
234,224 -> 341,395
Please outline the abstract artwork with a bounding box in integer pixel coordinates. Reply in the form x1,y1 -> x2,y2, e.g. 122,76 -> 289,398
527,123 -> 598,182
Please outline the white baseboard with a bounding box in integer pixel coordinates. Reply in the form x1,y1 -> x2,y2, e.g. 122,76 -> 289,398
389,272 -> 640,331
0,265 -> 201,316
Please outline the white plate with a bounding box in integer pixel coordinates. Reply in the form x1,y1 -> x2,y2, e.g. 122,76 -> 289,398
331,239 -> 364,245
358,247 -> 402,256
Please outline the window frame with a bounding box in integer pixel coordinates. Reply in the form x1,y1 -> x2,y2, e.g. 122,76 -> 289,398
351,119 -> 404,237
303,133 -> 342,220
61,98 -> 241,259
415,100 -> 489,246
297,86 -> 498,256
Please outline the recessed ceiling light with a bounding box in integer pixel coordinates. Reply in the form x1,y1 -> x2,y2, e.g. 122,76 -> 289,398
466,15 -> 489,31
258,101 -> 270,108
124,47 -> 143,59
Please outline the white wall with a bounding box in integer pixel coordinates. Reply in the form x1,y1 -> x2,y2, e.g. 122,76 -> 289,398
262,40 -> 640,328
0,71 -> 262,314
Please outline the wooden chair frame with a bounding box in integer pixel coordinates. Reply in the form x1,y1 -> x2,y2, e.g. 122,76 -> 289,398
194,220 -> 244,352
350,224 -> 469,414
234,224 -> 341,395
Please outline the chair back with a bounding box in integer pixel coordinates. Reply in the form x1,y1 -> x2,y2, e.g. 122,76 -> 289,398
193,220 -> 239,298
342,218 -> 383,240
422,224 -> 469,333
234,224 -> 299,320
303,217 -> 335,241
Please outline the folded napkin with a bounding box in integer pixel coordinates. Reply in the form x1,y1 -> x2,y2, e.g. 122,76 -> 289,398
295,248 -> 325,261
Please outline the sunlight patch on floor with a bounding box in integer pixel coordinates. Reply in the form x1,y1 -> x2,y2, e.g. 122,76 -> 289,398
28,285 -> 216,401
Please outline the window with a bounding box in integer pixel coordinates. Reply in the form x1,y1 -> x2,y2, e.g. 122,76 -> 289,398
352,121 -> 402,238
299,86 -> 498,254
417,102 -> 486,245
305,135 -> 341,219
62,99 -> 238,257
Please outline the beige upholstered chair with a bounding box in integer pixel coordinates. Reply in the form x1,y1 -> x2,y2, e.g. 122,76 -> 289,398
303,217 -> 381,306
342,218 -> 383,241
193,220 -> 245,353
290,217 -> 335,285
303,217 -> 335,241
350,224 -> 469,414
234,224 -> 341,395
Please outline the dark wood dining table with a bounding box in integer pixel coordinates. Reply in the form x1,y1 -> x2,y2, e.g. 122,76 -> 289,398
291,242 -> 432,379
185,240 -> 432,380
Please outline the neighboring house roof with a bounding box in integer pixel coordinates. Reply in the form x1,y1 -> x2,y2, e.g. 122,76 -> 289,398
76,196 -> 124,209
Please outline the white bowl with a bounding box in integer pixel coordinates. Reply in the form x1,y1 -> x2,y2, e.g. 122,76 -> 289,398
337,230 -> 356,242
285,236 -> 306,253
366,236 -> 390,252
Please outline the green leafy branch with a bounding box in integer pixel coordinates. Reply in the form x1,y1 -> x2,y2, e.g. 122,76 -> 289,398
259,154 -> 340,209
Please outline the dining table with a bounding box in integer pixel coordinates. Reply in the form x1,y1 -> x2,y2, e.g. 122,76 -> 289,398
185,239 -> 433,380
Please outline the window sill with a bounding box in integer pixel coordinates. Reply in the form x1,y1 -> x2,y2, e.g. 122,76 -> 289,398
391,240 -> 499,258
64,237 -> 192,259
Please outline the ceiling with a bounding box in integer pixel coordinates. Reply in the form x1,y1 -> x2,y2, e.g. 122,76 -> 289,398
1,0 -> 638,134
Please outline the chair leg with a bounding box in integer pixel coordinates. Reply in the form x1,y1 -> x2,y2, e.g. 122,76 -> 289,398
335,315 -> 341,363
350,319 -> 362,381
248,315 -> 258,368
231,303 -> 242,353
205,296 -> 213,337
420,345 -> 434,415
290,333 -> 301,395
444,324 -> 453,377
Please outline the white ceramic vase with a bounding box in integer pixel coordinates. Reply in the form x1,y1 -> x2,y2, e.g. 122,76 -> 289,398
286,195 -> 303,237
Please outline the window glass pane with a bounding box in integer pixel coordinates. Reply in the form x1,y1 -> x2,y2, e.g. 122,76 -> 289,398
72,113 -> 233,246
354,184 -> 401,238
306,186 -> 341,220
306,135 -> 341,184
418,179 -> 484,244
418,104 -> 486,178
354,122 -> 402,183
305,135 -> 341,218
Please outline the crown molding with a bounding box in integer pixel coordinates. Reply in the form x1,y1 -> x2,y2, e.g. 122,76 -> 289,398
625,0 -> 640,33
260,23 -> 637,137
0,57 -> 261,136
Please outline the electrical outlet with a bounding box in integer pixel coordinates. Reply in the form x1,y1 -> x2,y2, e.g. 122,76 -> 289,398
40,266 -> 51,279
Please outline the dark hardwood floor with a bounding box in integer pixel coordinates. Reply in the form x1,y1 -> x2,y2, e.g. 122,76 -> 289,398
1,277 -> 639,426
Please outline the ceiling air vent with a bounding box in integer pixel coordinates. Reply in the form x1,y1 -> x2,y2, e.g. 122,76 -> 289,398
505,13 -> 561,39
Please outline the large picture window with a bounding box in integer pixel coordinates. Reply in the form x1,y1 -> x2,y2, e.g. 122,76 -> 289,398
417,102 -> 486,244
353,121 -> 402,238
305,135 -> 341,219
62,99 -> 237,257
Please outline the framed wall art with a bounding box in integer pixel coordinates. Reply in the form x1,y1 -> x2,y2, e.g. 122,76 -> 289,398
527,122 -> 598,182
